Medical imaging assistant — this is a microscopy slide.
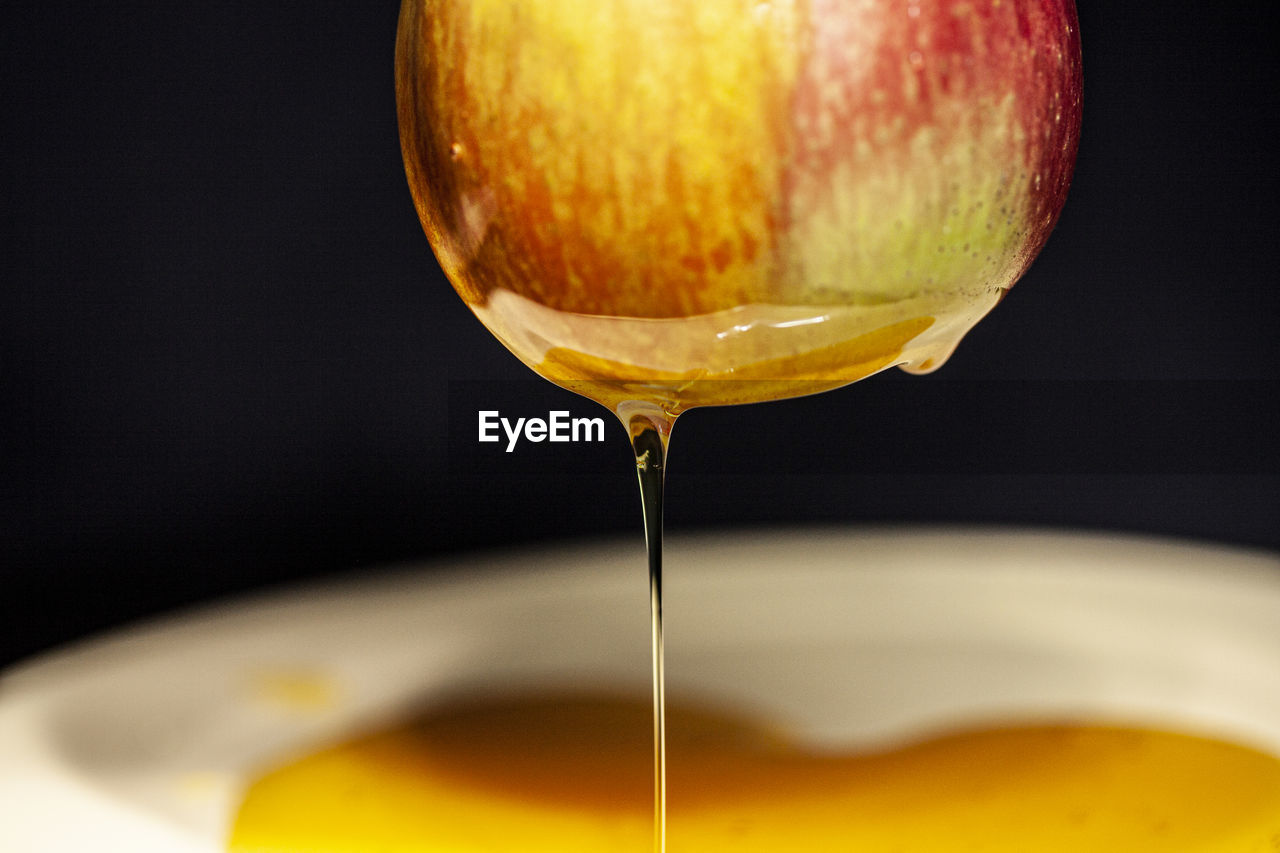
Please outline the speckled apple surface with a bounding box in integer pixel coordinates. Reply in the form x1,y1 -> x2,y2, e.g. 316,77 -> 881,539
396,1 -> 1082,411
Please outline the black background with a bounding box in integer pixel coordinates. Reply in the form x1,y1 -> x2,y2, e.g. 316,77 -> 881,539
3,1 -> 1278,669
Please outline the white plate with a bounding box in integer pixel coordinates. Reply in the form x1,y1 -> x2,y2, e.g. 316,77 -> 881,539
2,528 -> 1279,852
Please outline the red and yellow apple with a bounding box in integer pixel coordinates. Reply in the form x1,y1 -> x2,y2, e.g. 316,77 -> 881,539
396,0 -> 1082,412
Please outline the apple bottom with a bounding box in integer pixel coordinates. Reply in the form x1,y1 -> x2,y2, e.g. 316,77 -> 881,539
469,286 -> 1003,416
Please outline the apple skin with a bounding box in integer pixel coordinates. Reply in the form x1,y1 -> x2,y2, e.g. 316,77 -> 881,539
397,0 -> 1080,319
397,0 -> 1080,418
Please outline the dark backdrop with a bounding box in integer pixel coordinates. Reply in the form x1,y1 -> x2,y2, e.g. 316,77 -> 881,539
3,1 -> 1278,669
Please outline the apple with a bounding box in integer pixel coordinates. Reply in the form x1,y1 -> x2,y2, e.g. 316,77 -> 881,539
396,0 -> 1082,409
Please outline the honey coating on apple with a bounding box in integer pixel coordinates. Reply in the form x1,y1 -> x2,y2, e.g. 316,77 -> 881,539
229,693 -> 1280,853
396,0 -> 1082,415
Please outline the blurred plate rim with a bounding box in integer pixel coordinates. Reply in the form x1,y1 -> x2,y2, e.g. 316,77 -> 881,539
1,525 -> 1278,852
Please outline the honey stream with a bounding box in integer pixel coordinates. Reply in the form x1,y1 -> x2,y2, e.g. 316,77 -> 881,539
475,286 -> 1004,852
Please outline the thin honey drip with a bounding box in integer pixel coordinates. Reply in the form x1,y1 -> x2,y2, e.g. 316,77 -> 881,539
630,420 -> 669,853
230,693 -> 1280,853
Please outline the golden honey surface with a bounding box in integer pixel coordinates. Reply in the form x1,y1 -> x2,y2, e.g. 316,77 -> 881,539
230,694 -> 1280,852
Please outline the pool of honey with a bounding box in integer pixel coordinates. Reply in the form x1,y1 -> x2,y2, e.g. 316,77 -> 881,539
230,693 -> 1280,852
